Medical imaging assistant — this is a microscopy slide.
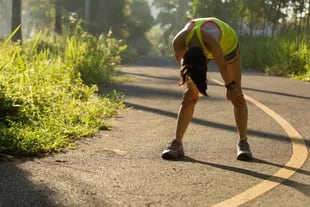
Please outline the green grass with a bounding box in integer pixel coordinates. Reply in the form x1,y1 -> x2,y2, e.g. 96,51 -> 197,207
239,34 -> 310,81
0,31 -> 126,156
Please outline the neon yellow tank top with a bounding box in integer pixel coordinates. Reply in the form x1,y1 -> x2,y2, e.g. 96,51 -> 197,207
185,17 -> 238,59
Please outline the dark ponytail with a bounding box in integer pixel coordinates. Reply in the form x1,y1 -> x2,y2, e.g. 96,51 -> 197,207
179,47 -> 208,96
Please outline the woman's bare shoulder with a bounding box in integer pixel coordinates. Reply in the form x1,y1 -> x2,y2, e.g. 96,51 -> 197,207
173,23 -> 193,44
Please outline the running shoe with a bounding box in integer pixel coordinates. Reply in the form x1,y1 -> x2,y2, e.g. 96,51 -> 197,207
162,140 -> 184,160
237,139 -> 253,161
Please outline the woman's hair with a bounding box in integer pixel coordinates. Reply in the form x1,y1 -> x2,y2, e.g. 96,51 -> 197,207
179,47 -> 208,96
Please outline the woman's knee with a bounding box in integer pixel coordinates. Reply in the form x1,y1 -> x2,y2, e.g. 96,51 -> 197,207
181,88 -> 200,106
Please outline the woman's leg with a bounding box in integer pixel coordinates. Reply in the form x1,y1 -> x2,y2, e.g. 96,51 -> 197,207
162,78 -> 200,159
227,56 -> 252,160
175,79 -> 200,143
226,58 -> 248,141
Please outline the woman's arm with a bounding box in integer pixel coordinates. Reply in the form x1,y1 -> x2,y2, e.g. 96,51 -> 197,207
202,31 -> 232,85
172,30 -> 188,64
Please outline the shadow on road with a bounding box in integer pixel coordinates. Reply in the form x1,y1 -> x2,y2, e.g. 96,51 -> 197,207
125,102 -> 307,146
126,56 -> 178,68
209,81 -> 310,101
119,71 -> 178,82
0,159 -> 57,207
124,57 -> 310,101
242,87 -> 310,100
173,156 -> 310,196
116,66 -> 309,147
253,158 -> 310,176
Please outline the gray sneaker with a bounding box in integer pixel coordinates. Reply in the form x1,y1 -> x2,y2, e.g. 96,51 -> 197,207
162,140 -> 185,160
237,140 -> 253,161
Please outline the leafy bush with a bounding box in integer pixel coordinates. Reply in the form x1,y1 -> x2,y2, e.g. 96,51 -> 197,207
0,31 -> 125,155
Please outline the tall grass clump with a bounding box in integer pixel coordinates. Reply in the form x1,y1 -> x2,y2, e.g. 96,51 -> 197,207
240,34 -> 310,81
65,31 -> 127,85
0,30 -> 125,156
265,35 -> 309,81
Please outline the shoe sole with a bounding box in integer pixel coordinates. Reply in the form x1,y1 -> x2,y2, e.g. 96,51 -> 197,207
237,152 -> 253,161
162,152 -> 184,160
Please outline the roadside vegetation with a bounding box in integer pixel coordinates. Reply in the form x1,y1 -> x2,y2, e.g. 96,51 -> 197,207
240,34 -> 310,81
0,27 -> 125,156
1,0 -> 309,156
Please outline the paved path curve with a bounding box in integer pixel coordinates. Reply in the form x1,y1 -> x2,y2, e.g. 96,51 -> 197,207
0,57 -> 309,207
210,79 -> 308,206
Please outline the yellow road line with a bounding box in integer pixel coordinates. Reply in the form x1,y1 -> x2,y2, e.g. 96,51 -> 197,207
210,79 -> 308,207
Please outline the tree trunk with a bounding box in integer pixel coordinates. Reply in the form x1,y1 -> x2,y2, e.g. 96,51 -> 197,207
85,0 -> 91,30
306,0 -> 310,34
249,12 -> 255,37
11,0 -> 22,42
262,15 -> 266,37
55,0 -> 62,34
272,3 -> 281,36
308,12 -> 310,34
238,17 -> 244,35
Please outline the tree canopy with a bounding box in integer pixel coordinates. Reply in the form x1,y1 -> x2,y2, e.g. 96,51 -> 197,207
4,0 -> 154,55
152,0 -> 310,37
2,0 -> 309,55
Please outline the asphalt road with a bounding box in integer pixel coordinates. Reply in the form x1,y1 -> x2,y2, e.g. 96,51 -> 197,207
0,56 -> 309,207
